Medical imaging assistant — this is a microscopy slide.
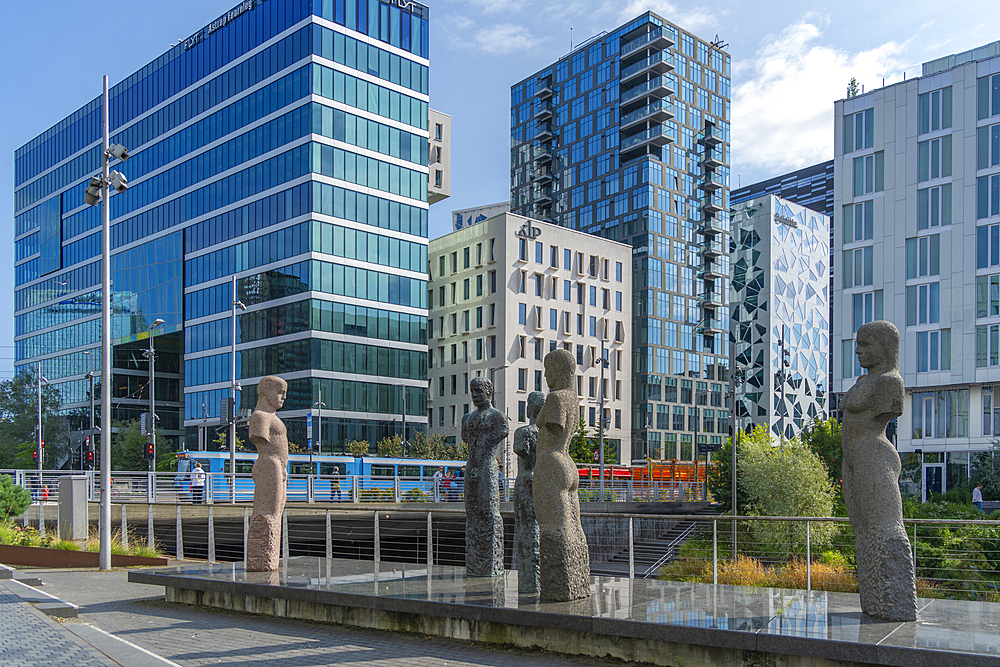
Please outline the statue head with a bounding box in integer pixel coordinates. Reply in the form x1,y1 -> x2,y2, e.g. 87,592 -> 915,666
470,376 -> 494,409
527,391 -> 545,422
255,375 -> 287,412
543,349 -> 575,391
855,320 -> 899,374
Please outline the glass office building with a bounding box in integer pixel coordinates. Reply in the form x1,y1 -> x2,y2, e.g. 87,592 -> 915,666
13,0 -> 432,453
510,13 -> 732,461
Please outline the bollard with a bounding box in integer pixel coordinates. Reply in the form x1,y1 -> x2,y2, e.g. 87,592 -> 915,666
326,510 -> 332,561
427,512 -> 433,567
208,506 -> 216,562
713,519 -> 718,586
38,503 -> 45,538
282,510 -> 289,560
148,505 -> 154,549
374,511 -> 381,569
628,516 -> 634,580
121,504 -> 129,551
243,507 -> 249,564
176,505 -> 185,560
806,521 -> 811,592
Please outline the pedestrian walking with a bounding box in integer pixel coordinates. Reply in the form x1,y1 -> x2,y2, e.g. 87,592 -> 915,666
973,484 -> 984,511
191,461 -> 206,504
330,465 -> 342,502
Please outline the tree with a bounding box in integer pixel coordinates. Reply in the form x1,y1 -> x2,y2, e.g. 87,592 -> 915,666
346,440 -> 371,457
706,433 -> 751,513
0,475 -> 31,519
799,418 -> 843,487
0,370 -> 68,469
972,441 -> 1000,500
377,433 -> 403,458
112,420 -> 167,471
213,429 -> 249,452
568,418 -> 598,464
847,77 -> 860,98
740,426 -> 839,557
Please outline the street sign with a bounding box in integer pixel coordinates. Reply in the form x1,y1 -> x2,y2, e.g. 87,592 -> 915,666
593,450 -> 600,462
306,413 -> 313,450
697,442 -> 723,454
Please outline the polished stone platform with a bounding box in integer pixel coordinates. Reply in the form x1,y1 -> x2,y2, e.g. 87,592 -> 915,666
130,557 -> 1000,667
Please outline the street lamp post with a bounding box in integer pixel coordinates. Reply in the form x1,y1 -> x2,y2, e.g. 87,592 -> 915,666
83,351 -> 96,468
83,75 -> 131,571
489,364 -> 508,481
143,319 -> 164,472
230,275 -> 246,504
313,390 -> 326,474
36,362 -> 47,471
727,365 -> 745,552
595,347 -> 609,500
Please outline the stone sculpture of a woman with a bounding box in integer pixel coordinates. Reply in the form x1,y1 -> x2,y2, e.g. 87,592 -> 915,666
841,320 -> 916,621
247,376 -> 289,572
534,349 -> 590,601
514,391 -> 544,594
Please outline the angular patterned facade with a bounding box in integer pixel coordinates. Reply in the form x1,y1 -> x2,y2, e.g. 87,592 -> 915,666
510,13 -> 732,462
731,195 -> 829,439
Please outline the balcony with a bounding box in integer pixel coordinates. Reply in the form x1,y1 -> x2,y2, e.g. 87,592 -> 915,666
701,192 -> 725,214
534,146 -> 553,163
533,104 -> 553,120
620,75 -> 675,111
698,262 -> 725,281
534,187 -> 553,204
697,318 -> 727,335
699,172 -> 726,191
699,241 -> 723,259
531,169 -> 553,184
697,125 -> 726,147
700,150 -> 724,170
620,50 -> 675,83
620,27 -> 674,63
536,123 -> 554,141
620,123 -> 674,158
620,99 -> 675,132
698,291 -> 724,309
536,80 -> 554,99
699,218 -> 727,236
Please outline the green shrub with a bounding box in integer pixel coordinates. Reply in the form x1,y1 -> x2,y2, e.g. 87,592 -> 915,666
0,476 -> 31,519
403,488 -> 428,503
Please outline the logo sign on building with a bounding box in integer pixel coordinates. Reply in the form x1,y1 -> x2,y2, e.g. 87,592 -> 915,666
452,202 -> 510,231
515,220 -> 542,239
184,0 -> 262,50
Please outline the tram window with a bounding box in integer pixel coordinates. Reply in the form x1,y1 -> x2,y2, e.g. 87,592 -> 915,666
398,465 -> 421,477
176,459 -> 191,473
319,463 -> 344,475
289,463 -> 313,475
371,465 -> 394,477
224,461 -> 254,474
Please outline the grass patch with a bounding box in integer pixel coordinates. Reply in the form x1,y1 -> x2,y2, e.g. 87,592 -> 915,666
0,518 -> 162,558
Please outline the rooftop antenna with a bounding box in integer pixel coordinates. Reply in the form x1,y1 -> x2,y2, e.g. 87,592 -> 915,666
711,34 -> 728,51
570,27 -> 573,51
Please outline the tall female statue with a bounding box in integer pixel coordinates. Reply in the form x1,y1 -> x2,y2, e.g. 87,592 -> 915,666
841,321 -> 916,621
514,391 -> 545,594
247,376 -> 289,572
461,376 -> 507,577
534,349 -> 590,601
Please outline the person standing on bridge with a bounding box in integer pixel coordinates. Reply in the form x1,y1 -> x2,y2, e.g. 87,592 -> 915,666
191,461 -> 206,504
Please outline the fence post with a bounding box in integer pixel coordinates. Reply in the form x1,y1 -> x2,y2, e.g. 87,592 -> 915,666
433,478 -> 439,503
806,520 -> 811,593
243,507 -> 249,564
206,473 -> 213,505
713,518 -> 718,585
628,516 -> 634,580
426,511 -> 433,567
394,477 -> 401,503
176,505 -> 184,560
208,506 -> 216,563
627,479 -> 633,502
352,476 -> 359,503
38,503 -> 44,537
374,511 -> 381,569
121,504 -> 128,551
148,504 -> 154,549
307,475 -> 315,504
912,522 -> 917,583
325,509 -> 332,561
147,472 -> 154,504
282,510 -> 289,561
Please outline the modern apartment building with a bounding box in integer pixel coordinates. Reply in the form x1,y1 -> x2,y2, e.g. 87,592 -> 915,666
730,195 -> 829,439
14,0 -> 436,454
510,12 -> 732,462
833,40 -> 1000,499
427,213 -> 632,472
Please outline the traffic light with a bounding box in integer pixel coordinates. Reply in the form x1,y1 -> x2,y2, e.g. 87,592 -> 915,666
84,449 -> 95,470
144,442 -> 155,460
31,449 -> 38,465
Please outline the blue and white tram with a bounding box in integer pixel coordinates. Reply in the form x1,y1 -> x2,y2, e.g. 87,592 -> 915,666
176,450 -> 466,502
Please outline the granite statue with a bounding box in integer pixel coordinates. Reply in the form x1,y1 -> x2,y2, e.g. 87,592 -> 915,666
461,376 -> 508,577
514,391 -> 545,594
534,349 -> 590,601
841,320 -> 916,621
246,376 -> 289,572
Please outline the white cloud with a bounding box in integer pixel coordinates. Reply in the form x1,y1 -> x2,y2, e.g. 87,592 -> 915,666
731,20 -> 906,181
461,0 -> 529,15
608,0 -> 715,31
437,16 -> 544,55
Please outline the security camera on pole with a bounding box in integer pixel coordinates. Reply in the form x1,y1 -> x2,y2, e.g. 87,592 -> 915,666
83,76 -> 130,571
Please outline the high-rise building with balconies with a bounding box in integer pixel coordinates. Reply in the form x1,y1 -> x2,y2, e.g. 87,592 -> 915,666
510,13 -> 731,462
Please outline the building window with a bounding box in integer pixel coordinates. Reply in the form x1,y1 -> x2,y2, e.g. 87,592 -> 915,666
843,246 -> 873,288
518,401 -> 526,423
977,325 -> 1000,367
488,336 -> 496,358
489,270 -> 497,293
978,123 -> 1000,169
853,152 -> 884,195
518,303 -> 526,325
463,278 -> 470,300
918,184 -> 952,229
435,123 -> 443,140
535,274 -> 543,297
843,108 -> 874,154
906,235 -> 940,279
451,251 -> 458,273
977,174 -> 1000,220
549,308 -> 557,330
489,304 -> 496,326
984,387 -> 1000,436
843,200 -> 873,243
905,282 -> 940,326
918,87 -> 952,134
519,238 -> 528,261
535,338 -> 543,360
550,246 -> 558,267
535,370 -> 543,391
435,170 -> 442,187
912,389 -> 969,439
916,329 -> 950,372
853,291 -> 884,332
977,275 -> 1000,318
535,241 -> 543,263
918,137 -> 952,182
519,270 -> 527,293
518,367 -> 527,391
476,338 -> 483,360
978,73 -> 1000,120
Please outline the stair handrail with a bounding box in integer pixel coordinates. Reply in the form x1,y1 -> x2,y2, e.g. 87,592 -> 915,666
642,520 -> 699,578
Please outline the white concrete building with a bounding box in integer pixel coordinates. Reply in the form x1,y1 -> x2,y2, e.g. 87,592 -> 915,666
731,195 -> 830,440
427,213 -> 633,475
833,41 -> 1000,499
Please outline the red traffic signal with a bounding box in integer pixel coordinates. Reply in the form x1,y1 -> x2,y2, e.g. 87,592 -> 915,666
31,449 -> 38,465
144,443 -> 155,459
85,450 -> 95,469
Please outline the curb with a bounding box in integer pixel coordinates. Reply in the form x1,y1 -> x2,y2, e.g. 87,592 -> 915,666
2,577 -> 79,618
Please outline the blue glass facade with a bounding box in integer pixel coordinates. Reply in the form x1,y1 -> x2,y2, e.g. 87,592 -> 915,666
13,0 -> 431,451
510,13 -> 732,461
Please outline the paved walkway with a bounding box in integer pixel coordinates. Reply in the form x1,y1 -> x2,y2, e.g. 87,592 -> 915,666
0,584 -> 117,667
25,564 -> 647,667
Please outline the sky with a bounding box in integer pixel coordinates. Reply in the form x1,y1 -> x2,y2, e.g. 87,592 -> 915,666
1,0 -> 998,382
